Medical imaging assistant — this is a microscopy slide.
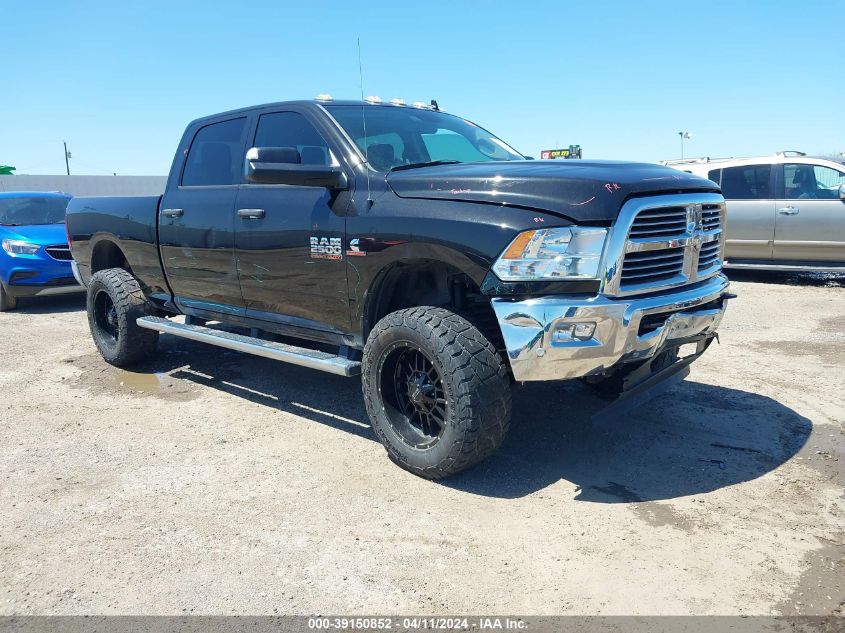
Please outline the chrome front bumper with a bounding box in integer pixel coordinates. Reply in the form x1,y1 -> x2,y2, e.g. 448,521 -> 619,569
491,274 -> 730,382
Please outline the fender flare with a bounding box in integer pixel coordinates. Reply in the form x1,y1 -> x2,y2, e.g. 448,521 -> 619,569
358,242 -> 489,341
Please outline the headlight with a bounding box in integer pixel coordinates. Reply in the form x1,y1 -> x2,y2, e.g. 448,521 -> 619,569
491,227 -> 607,281
1,239 -> 41,256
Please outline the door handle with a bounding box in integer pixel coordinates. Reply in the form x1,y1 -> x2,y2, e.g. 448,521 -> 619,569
237,208 -> 266,219
777,206 -> 799,215
161,208 -> 184,218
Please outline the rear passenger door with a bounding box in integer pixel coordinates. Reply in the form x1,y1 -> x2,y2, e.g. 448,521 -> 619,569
773,162 -> 845,262
159,117 -> 248,315
234,109 -> 350,333
709,164 -> 775,261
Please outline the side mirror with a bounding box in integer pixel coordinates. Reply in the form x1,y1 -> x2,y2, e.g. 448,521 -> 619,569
245,147 -> 347,189
839,184 -> 845,201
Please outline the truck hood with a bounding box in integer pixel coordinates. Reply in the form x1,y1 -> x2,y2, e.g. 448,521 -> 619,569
0,223 -> 68,246
386,160 -> 719,223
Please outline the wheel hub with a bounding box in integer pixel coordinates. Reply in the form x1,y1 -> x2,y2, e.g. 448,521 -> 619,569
93,289 -> 120,344
408,372 -> 435,410
380,344 -> 448,448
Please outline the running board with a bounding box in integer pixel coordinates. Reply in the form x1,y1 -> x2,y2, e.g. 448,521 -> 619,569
136,316 -> 360,377
725,261 -> 845,273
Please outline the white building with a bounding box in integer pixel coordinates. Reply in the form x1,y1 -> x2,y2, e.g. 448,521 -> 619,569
0,175 -> 166,196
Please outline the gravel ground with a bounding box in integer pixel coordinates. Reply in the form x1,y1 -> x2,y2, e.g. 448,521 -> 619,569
0,272 -> 843,615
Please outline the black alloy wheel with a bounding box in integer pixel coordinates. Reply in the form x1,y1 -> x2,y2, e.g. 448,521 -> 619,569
92,289 -> 119,344
380,342 -> 448,449
361,306 -> 512,479
85,268 -> 158,366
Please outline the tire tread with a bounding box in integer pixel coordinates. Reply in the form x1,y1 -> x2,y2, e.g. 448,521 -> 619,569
0,283 -> 17,312
87,268 -> 158,366
362,306 -> 512,479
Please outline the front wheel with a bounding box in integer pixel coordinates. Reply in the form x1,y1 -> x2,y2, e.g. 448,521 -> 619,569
362,307 -> 512,479
86,268 -> 159,367
0,283 -> 17,312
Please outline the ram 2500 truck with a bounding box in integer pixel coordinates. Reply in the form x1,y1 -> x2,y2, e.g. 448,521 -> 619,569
66,98 -> 731,478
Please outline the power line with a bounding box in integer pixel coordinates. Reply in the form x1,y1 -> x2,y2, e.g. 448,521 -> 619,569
15,159 -> 65,172
72,160 -> 117,174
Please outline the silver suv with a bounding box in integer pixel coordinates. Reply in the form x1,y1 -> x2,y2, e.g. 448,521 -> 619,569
663,152 -> 845,271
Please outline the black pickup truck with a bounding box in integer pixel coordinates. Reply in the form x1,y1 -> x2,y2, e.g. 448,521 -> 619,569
66,97 -> 731,478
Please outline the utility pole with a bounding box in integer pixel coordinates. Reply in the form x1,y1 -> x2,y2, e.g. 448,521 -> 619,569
63,141 -> 71,175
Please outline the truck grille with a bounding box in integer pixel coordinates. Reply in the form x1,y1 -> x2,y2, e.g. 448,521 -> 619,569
698,240 -> 721,271
603,195 -> 726,297
45,245 -> 73,261
628,206 -> 687,238
620,247 -> 685,285
701,204 -> 721,231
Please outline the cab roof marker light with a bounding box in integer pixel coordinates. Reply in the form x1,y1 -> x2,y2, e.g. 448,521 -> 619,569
364,95 -> 382,104
412,101 -> 428,109
315,94 -> 333,102
389,98 -> 406,106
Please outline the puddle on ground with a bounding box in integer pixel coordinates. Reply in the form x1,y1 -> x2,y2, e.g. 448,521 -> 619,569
67,352 -> 200,402
114,370 -> 166,393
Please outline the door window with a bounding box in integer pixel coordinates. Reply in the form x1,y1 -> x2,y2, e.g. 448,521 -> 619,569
181,118 -> 247,186
783,163 -> 845,199
709,165 -> 771,200
253,112 -> 332,165
352,132 -> 405,171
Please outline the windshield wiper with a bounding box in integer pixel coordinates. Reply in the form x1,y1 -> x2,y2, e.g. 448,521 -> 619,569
389,160 -> 462,173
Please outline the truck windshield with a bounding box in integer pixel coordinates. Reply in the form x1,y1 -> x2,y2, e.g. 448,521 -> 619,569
325,105 -> 525,172
0,196 -> 71,226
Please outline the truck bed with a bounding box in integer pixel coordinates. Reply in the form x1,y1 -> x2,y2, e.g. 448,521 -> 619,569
66,195 -> 170,301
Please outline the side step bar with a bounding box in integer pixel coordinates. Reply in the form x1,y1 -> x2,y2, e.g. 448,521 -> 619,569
136,316 -> 361,377
725,261 -> 845,273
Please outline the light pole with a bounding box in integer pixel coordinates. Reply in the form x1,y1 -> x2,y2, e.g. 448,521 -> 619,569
678,131 -> 691,159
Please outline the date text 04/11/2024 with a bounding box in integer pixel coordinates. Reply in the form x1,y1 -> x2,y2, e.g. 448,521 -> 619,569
307,617 -> 527,630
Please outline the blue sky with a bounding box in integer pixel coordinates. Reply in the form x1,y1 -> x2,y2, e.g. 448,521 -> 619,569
2,1 -> 843,175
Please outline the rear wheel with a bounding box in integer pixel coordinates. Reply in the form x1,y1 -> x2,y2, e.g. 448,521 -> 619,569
362,307 -> 511,479
0,283 -> 17,312
86,268 -> 158,366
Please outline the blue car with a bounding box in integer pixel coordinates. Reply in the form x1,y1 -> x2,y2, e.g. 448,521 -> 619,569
0,191 -> 84,311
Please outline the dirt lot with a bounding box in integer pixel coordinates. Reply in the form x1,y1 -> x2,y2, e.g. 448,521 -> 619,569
0,272 -> 843,615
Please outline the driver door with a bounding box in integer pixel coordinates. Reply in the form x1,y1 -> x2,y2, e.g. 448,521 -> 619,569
233,109 -> 350,333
